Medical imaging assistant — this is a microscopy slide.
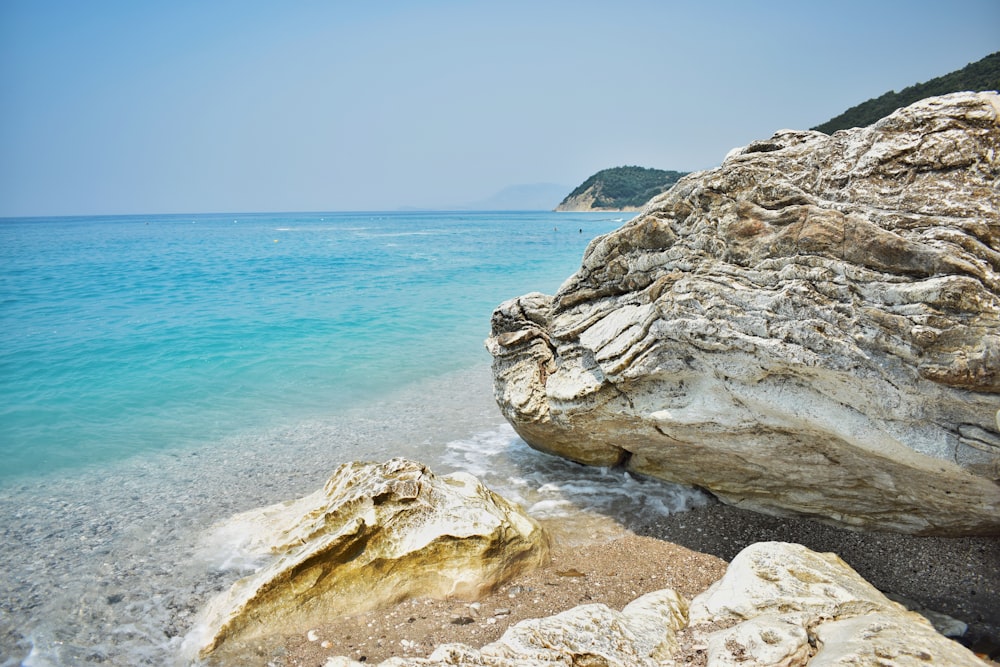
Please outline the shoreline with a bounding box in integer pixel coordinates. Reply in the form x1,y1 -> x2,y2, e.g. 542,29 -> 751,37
0,365 -> 510,666
3,361 -> 996,665
275,499 -> 1000,666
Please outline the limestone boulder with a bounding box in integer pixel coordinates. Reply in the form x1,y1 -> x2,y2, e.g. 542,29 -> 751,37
183,458 -> 549,659
688,542 -> 987,667
487,92 -> 1000,535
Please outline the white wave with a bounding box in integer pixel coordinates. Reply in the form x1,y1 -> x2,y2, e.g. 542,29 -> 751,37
528,498 -> 576,517
443,424 -> 710,533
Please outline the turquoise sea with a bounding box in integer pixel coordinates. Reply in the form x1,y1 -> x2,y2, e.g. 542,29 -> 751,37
0,211 -> 708,666
1,211 -> 618,480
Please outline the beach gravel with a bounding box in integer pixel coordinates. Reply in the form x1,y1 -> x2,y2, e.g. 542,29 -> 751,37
281,498 -> 999,666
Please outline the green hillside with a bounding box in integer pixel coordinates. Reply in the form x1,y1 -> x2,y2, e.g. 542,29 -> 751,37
813,51 -> 1000,134
557,166 -> 688,211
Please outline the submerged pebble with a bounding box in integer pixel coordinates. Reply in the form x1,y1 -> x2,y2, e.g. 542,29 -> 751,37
0,365 -> 708,666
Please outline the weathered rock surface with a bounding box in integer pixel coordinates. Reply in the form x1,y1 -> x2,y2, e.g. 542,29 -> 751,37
688,542 -> 987,666
183,459 -> 548,659
324,541 -> 988,666
488,92 -> 1000,536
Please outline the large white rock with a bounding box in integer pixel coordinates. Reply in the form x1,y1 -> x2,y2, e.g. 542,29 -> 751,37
183,459 -> 549,660
689,542 -> 987,667
688,542 -> 898,623
488,92 -> 1000,536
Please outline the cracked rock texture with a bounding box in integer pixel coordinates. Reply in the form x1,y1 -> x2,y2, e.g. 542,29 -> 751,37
687,542 -> 987,667
324,542 -> 988,666
487,92 -> 1000,536
183,459 -> 548,660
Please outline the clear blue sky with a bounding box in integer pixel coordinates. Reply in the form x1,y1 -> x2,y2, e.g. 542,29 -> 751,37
1,0 -> 997,217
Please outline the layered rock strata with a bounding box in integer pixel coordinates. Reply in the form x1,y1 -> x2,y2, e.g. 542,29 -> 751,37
184,459 -> 549,659
325,541 -> 988,666
488,92 -> 1000,535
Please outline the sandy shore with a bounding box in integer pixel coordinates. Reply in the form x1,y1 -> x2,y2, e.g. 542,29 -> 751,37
279,532 -> 726,666
270,498 -> 999,666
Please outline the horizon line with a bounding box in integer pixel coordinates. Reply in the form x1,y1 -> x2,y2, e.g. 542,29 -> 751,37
0,207 -> 636,222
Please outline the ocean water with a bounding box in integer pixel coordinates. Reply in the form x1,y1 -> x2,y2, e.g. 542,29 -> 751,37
0,211 -> 709,666
0,211 -> 616,479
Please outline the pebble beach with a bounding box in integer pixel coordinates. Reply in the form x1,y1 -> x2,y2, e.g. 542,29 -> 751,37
277,500 -> 1000,666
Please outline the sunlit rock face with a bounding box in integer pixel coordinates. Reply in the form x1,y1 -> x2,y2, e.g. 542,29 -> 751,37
488,92 -> 1000,536
184,458 -> 549,659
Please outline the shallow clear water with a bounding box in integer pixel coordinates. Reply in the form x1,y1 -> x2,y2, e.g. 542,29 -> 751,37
0,211 -> 707,666
1,211 -> 618,480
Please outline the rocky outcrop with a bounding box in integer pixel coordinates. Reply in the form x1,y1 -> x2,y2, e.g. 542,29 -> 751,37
556,166 -> 688,211
324,542 -> 988,666
183,459 -> 549,660
488,92 -> 1000,536
556,188 -> 630,212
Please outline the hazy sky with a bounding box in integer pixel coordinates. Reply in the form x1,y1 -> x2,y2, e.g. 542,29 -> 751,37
1,0 -> 997,217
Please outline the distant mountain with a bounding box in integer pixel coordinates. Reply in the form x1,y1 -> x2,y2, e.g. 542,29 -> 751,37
813,51 -> 1000,134
461,183 -> 570,211
556,166 -> 688,212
